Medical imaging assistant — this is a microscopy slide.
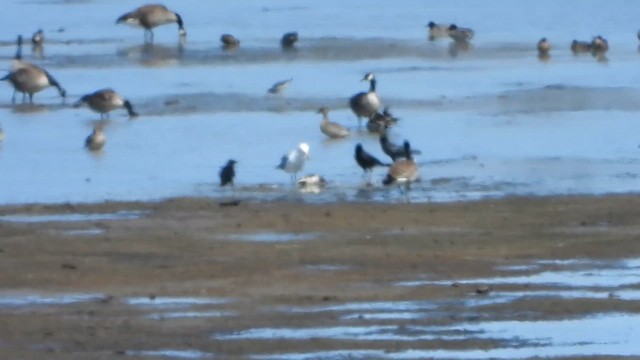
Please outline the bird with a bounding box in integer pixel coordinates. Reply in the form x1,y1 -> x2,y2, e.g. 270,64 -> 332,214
318,107 -> 349,139
220,34 -> 240,49
31,29 -> 44,46
379,127 -> 421,161
383,141 -> 420,198
1,60 -> 66,104
267,78 -> 293,94
85,125 -> 106,152
571,40 -> 592,54
366,107 -> 398,133
281,31 -> 298,49
426,21 -> 450,41
355,143 -> 390,179
0,123 -> 4,142
219,159 -> 237,187
591,35 -> 609,54
116,4 -> 186,43
11,35 -> 27,70
537,37 -> 551,57
276,142 -> 310,182
297,174 -> 327,193
448,24 -> 474,43
74,88 -> 139,120
349,72 -> 381,127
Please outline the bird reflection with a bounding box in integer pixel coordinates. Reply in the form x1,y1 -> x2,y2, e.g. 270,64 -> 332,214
116,41 -> 184,67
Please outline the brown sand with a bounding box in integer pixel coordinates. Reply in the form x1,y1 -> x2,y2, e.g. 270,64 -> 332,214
1,194 -> 640,359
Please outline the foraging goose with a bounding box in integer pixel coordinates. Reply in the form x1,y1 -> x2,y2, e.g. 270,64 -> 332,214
318,107 -> 349,139
31,29 -> 44,46
379,127 -> 421,161
448,24 -> 474,43
116,4 -> 186,42
276,142 -> 310,182
349,72 -> 381,126
281,31 -> 298,48
1,61 -> 66,104
591,35 -> 609,53
571,40 -> 591,54
220,34 -> 240,48
355,143 -> 390,174
366,107 -> 398,133
383,141 -> 420,194
219,159 -> 237,187
426,21 -> 450,40
74,88 -> 138,119
85,125 -> 106,152
267,78 -> 293,94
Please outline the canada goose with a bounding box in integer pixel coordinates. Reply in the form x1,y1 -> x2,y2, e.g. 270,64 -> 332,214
318,107 -> 349,139
74,88 -> 138,119
116,4 -> 186,43
281,31 -> 298,48
276,142 -> 310,182
349,72 -> 381,126
571,40 -> 591,54
220,34 -> 240,48
11,35 -> 27,71
85,125 -> 106,152
366,107 -> 398,133
426,21 -> 450,40
219,159 -> 237,187
267,78 -> 292,94
591,35 -> 609,53
1,61 -> 66,104
383,141 -> 420,196
355,143 -> 390,175
379,127 -> 421,161
31,29 -> 44,46
448,24 -> 474,43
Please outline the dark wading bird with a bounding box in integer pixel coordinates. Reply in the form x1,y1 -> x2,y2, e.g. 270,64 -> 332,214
74,88 -> 138,120
219,159 -> 237,187
349,72 -> 381,127
116,4 -> 186,43
378,127 -> 421,161
355,143 -> 390,182
281,31 -> 298,49
383,141 -> 420,200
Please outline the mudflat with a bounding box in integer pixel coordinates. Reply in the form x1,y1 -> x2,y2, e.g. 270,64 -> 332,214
1,194 -> 640,359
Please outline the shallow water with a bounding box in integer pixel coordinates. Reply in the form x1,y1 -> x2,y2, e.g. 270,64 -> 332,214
1,0 -> 640,204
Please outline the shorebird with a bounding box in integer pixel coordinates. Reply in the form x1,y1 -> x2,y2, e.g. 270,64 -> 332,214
31,29 -> 44,46
366,107 -> 398,133
591,35 -> 609,53
355,143 -> 390,182
537,37 -> 551,57
267,78 -> 293,94
426,21 -> 450,40
383,141 -> 420,199
219,159 -> 237,187
116,4 -> 186,43
1,52 -> 66,104
571,40 -> 592,54
276,142 -> 310,182
448,24 -> 474,43
349,72 -> 381,127
318,107 -> 349,139
74,88 -> 139,119
85,125 -> 106,152
220,34 -> 240,49
281,31 -> 298,49
379,127 -> 421,161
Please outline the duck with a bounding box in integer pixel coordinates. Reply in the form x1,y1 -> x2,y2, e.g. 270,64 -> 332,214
297,174 -> 327,192
591,35 -> 609,54
219,159 -> 237,187
276,142 -> 310,182
281,31 -> 298,48
537,37 -> 550,55
74,88 -> 138,119
31,29 -> 44,46
116,4 -> 186,43
1,59 -> 66,104
318,107 -> 349,139
382,141 -> 420,196
379,127 -> 421,161
267,78 -> 293,94
349,72 -> 381,127
355,143 -> 390,175
366,107 -> 398,133
571,40 -> 592,54
220,34 -> 240,49
448,24 -> 474,43
85,125 -> 106,152
426,21 -> 450,40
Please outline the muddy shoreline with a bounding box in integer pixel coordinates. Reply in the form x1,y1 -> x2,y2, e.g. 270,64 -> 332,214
1,194 -> 640,359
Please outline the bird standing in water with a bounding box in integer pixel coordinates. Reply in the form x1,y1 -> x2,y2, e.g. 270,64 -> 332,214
116,4 -> 186,43
355,143 -> 390,183
219,159 -> 237,187
276,143 -> 310,183
383,141 -> 420,200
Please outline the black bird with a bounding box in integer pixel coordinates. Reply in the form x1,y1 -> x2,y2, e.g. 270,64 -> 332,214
355,143 -> 390,174
281,31 -> 298,48
219,159 -> 237,187
379,127 -> 421,161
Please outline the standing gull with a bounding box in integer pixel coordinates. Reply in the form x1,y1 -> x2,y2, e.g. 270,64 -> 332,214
74,88 -> 139,120
349,72 -> 381,127
276,142 -> 310,183
116,4 -> 186,43
318,107 -> 349,139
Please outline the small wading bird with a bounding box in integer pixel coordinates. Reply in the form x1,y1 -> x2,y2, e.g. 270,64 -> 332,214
354,143 -> 390,182
85,125 -> 106,152
219,159 -> 237,188
426,21 -> 450,41
74,88 -> 139,120
116,4 -> 186,43
31,29 -> 44,46
276,142 -> 310,183
537,37 -> 551,59
448,24 -> 474,43
349,72 -> 381,127
267,78 -> 292,94
383,141 -> 420,200
318,107 -> 349,139
220,34 -> 240,49
281,31 -> 298,49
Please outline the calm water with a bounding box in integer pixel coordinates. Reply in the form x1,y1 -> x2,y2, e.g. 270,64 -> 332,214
1,0 -> 640,204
